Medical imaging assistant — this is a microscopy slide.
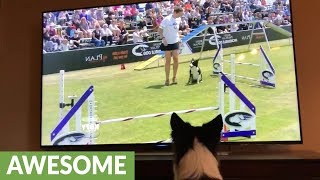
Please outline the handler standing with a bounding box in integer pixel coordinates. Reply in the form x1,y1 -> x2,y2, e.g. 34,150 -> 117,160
158,6 -> 184,86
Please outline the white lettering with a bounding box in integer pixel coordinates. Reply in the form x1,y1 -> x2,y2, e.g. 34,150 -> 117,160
47,155 -> 59,175
92,156 -> 113,175
6,156 -> 23,175
73,155 -> 91,175
85,54 -> 103,61
97,54 -> 102,60
6,155 -> 127,175
82,124 -> 87,130
82,123 -> 100,132
115,156 -> 126,175
60,155 -> 72,175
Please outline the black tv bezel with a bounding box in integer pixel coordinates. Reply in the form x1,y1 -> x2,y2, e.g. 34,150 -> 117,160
40,0 -> 303,152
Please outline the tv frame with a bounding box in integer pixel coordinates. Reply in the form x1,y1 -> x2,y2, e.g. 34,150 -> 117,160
40,0 -> 303,152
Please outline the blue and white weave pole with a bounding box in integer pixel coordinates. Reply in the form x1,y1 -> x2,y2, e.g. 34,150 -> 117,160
51,86 -> 94,141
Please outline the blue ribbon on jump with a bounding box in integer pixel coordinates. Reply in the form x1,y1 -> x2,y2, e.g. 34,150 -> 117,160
50,86 -> 94,141
220,72 -> 256,114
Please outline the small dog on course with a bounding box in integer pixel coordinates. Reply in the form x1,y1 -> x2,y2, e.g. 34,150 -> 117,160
188,59 -> 202,84
170,113 -> 223,180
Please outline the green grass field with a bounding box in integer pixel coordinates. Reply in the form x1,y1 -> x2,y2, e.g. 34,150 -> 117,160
41,39 -> 301,145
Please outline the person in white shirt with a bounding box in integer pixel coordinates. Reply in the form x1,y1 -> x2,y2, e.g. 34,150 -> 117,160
109,19 -> 121,40
158,6 -> 184,86
132,27 -> 143,44
101,24 -> 113,45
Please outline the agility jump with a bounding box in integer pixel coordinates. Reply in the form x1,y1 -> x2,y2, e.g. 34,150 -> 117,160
50,70 -> 97,145
96,69 -> 256,141
50,66 -> 257,145
213,44 -> 276,88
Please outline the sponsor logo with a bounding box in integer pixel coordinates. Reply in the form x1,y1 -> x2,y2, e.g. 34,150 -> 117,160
254,34 -> 265,40
261,70 -> 274,80
132,44 -> 161,56
209,34 -> 238,45
241,35 -> 251,40
224,111 -> 255,131
260,70 -> 275,87
213,63 -> 221,73
192,39 -> 205,48
85,54 -> 107,63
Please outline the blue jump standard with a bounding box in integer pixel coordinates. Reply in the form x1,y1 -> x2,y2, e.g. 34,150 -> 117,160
220,72 -> 256,114
260,80 -> 275,87
222,130 -> 256,138
213,45 -> 222,63
50,86 -> 94,141
260,45 -> 275,74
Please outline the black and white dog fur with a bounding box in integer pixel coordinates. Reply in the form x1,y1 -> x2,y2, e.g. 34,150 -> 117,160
171,113 -> 223,180
188,59 -> 202,84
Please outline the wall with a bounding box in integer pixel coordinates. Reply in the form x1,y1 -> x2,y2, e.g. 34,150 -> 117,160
0,0 -> 319,153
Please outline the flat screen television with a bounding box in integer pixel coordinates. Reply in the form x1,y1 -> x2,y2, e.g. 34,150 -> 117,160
41,0 -> 302,150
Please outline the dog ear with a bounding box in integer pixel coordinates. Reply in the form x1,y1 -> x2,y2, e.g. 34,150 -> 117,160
170,112 -> 186,131
194,60 -> 198,66
202,114 -> 223,135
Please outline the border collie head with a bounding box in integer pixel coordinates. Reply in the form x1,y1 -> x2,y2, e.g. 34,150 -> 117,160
170,113 -> 223,180
190,59 -> 199,68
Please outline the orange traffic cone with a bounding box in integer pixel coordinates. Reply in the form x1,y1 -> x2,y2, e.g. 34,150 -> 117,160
120,64 -> 126,70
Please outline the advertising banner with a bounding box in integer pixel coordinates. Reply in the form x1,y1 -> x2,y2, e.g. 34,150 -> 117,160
43,26 -> 292,75
43,42 -> 162,75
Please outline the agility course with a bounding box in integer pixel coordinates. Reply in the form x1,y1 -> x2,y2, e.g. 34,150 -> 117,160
133,20 -> 292,71
49,67 -> 256,145
42,39 -> 300,145
47,45 -> 278,145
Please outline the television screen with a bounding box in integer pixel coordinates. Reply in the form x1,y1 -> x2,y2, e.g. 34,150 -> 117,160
41,0 -> 302,147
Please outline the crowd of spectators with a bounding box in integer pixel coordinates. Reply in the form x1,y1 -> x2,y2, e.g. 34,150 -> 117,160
43,0 -> 291,53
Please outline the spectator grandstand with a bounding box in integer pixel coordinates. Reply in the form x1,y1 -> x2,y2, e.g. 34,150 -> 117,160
42,0 -> 291,53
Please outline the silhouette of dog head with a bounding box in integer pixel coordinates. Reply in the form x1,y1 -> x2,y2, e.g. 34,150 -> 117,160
170,113 -> 223,180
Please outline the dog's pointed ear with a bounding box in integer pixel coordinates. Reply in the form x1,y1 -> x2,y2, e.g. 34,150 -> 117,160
170,113 -> 186,131
194,59 -> 199,66
202,114 -> 223,133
